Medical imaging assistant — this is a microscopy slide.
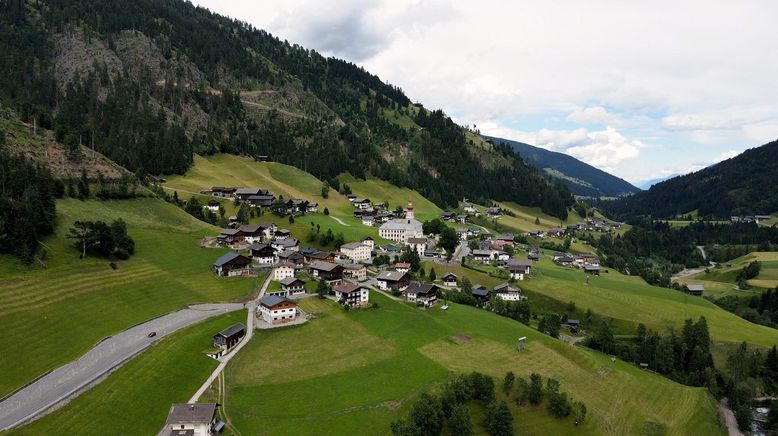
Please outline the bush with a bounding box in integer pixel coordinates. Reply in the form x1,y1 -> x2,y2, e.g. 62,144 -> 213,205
109,262 -> 118,270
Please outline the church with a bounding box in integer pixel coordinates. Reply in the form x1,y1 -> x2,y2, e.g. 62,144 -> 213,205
379,202 -> 424,243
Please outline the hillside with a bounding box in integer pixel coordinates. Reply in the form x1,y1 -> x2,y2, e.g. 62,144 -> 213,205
0,0 -> 573,219
602,139 -> 778,219
483,135 -> 640,197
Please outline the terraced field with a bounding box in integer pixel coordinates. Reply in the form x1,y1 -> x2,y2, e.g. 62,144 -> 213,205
685,252 -> 778,294
0,198 -> 257,398
222,293 -> 723,435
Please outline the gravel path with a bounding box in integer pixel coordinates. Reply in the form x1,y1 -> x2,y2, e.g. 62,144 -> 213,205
0,303 -> 243,431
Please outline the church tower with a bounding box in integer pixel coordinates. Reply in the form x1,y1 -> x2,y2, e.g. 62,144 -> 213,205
406,201 -> 414,221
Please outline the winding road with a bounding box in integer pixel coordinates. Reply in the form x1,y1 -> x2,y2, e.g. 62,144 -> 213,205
0,303 -> 243,431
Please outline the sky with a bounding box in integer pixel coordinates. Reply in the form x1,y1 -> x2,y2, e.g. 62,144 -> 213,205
194,0 -> 778,186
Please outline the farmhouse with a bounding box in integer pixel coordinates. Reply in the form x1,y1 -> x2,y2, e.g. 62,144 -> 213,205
394,262 -> 411,273
204,199 -> 220,213
309,261 -> 344,285
272,238 -> 299,252
333,283 -> 370,307
407,237 -> 428,257
405,282 -> 438,307
274,228 -> 291,239
161,403 -> 219,436
440,211 -> 455,221
376,270 -> 410,291
340,241 -> 372,263
494,283 -> 525,301
472,285 -> 490,302
217,228 -> 241,245
235,188 -> 270,201
211,186 -> 237,197
441,272 -> 458,287
361,213 -> 374,226
307,202 -> 318,213
508,259 -> 533,274
684,284 -> 705,296
352,198 -> 372,210
212,323 -> 246,354
583,265 -> 600,276
248,243 -> 276,265
272,263 -> 295,281
343,263 -> 367,281
278,276 -> 306,296
212,252 -> 251,277
547,228 -> 566,237
527,252 -> 540,261
379,202 -> 424,243
472,249 -> 493,263
305,250 -> 336,263
247,194 -> 276,208
258,295 -> 298,325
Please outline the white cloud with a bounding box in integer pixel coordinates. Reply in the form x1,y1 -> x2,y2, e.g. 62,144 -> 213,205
566,107 -> 621,126
661,114 -> 742,131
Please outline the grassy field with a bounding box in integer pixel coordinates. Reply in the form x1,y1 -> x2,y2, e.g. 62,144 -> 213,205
0,198 -> 259,398
338,173 -> 442,222
11,311 -> 245,435
221,294 -> 722,435
490,202 -> 580,233
689,252 -> 778,291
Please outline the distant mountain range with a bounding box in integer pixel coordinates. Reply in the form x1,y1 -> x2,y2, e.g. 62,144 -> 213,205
637,175 -> 678,190
483,135 -> 641,197
602,139 -> 778,219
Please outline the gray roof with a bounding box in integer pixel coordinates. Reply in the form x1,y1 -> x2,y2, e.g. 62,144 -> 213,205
259,294 -> 295,308
472,250 -> 492,256
472,288 -> 490,297
507,259 -> 533,267
309,261 -> 341,272
441,272 -> 457,280
213,252 -> 248,267
341,241 -> 368,250
165,403 -> 217,425
280,276 -> 304,286
216,323 -> 246,338
376,270 -> 408,282
406,282 -> 437,295
686,284 -> 705,291
219,228 -> 240,236
408,237 -> 428,244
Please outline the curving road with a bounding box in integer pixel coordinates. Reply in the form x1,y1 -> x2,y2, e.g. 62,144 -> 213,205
0,303 -> 244,431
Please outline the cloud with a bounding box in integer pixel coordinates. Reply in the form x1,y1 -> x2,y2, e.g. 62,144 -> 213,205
661,114 -> 742,131
566,106 -> 621,126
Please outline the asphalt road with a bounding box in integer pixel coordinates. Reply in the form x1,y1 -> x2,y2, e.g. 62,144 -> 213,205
0,303 -> 244,431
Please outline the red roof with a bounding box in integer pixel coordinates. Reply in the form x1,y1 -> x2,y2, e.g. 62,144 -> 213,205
395,262 -> 411,269
333,283 -> 361,294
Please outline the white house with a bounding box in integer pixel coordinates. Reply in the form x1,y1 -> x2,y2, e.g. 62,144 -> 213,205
278,276 -> 306,296
405,282 -> 438,307
161,403 -> 218,436
340,241 -> 371,263
441,272 -> 458,287
407,237 -> 428,257
257,295 -> 298,325
362,236 -> 375,251
272,264 -> 295,281
376,270 -> 410,291
494,283 -> 525,301
333,283 -> 370,307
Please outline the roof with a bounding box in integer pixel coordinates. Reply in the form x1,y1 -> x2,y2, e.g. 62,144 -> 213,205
494,283 -> 521,293
686,284 -> 705,291
216,323 -> 246,338
248,242 -> 273,252
472,288 -> 490,297
583,265 -> 600,271
239,224 -> 266,233
219,228 -> 240,236
376,270 -> 408,282
333,283 -> 362,294
213,252 -> 248,267
279,276 -> 304,286
567,319 -> 580,325
441,272 -> 457,280
472,250 -> 492,256
308,251 -> 332,260
165,403 -> 217,425
406,282 -> 437,295
395,262 -> 411,268
343,263 -> 366,270
408,237 -> 428,244
259,294 -> 295,309
507,259 -> 533,267
379,219 -> 422,231
341,241 -> 367,250
309,261 -> 341,272
274,238 -> 299,248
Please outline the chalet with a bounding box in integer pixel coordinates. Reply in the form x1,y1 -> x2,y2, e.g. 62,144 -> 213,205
204,199 -> 220,213
304,250 -> 335,264
456,214 -> 469,224
547,228 -> 566,238
217,228 -> 241,245
213,252 -> 251,277
279,276 -> 306,296
257,295 -> 298,325
463,204 -> 477,214
340,242 -> 371,263
211,186 -> 237,197
247,194 -> 276,208
248,243 -> 276,265
306,202 -> 319,213
272,263 -> 296,281
212,323 -> 246,354
347,194 -> 357,202
553,252 -> 567,261
235,188 -> 270,201
472,285 -> 490,301
441,272 -> 458,287
361,213 -> 374,226
272,238 -> 299,252
494,283 -> 525,301
277,250 -> 304,267
497,233 -> 515,243
566,319 -> 580,333
285,199 -> 310,214
352,198 -> 372,210
362,236 -> 375,250
527,252 -> 540,261
395,262 -> 411,273
376,270 -> 410,291
274,228 -> 291,239
161,403 -> 219,436
472,249 -> 493,263
309,261 -> 344,285
495,251 -> 510,262
684,284 -> 705,296
408,237 -> 428,257
440,211 -> 456,221
333,283 -> 370,307
527,230 -> 546,239
375,211 -> 394,223
456,228 -> 468,240
507,259 -> 533,278
343,263 -> 367,281
239,224 -> 270,244
486,207 -> 501,217
491,239 -> 513,250
405,282 -> 438,307
583,265 -> 600,276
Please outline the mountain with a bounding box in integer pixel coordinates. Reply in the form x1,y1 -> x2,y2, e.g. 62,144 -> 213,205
483,135 -> 641,197
0,0 -> 574,219
637,174 -> 677,190
601,140 -> 778,219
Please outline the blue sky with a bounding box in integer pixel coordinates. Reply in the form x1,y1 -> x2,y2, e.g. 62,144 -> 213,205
194,0 -> 778,186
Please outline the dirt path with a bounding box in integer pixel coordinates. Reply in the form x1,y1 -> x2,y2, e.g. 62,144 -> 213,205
719,399 -> 744,436
330,216 -> 350,226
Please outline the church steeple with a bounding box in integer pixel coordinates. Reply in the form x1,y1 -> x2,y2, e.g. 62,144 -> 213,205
406,201 -> 414,220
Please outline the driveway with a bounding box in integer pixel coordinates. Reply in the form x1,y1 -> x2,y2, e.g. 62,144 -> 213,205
0,303 -> 243,431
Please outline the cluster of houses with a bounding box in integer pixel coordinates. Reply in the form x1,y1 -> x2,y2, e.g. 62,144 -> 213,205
204,186 -> 317,214
553,252 -> 601,275
731,215 -> 773,224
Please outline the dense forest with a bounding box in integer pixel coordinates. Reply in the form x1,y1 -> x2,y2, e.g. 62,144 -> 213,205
0,0 -> 573,218
600,139 -> 778,219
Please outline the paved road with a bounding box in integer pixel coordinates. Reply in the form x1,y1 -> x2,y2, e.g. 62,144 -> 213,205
0,303 -> 244,431
189,275 -> 271,403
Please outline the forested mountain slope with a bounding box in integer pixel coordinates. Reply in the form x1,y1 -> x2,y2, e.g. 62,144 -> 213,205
483,135 -> 640,197
602,139 -> 778,219
0,0 -> 573,218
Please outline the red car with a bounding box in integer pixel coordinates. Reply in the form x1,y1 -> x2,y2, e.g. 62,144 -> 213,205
147,331 -> 157,338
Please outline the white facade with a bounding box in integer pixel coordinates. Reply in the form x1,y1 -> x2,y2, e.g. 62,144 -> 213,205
341,242 -> 371,263
496,291 -> 524,301
334,288 -> 370,307
408,239 -> 427,257
509,271 -> 525,281
258,304 -> 297,324
272,265 -> 295,281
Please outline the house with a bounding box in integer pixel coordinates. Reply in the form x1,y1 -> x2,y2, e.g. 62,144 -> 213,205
277,250 -> 304,267
507,261 -> 532,280
756,215 -> 773,223
279,276 -> 306,296
555,255 -> 575,267
212,323 -> 246,353
583,265 -> 600,276
361,213 -> 374,226
527,252 -> 540,261
257,295 -> 298,325
463,204 -> 477,214
274,228 -> 291,239
272,263 -> 296,281
309,261 -> 344,285
684,284 -> 705,296
272,238 -> 299,252
362,236 -> 375,251
472,249 -> 493,263
441,272 -> 458,287
405,282 -> 438,307
379,202 -> 424,242
248,243 -> 276,265
235,188 -> 269,201
472,285 -> 490,302
204,199 -> 220,213
376,270 -> 410,291
239,224 -> 270,244
247,194 -> 276,208
547,228 -> 566,238
340,241 -> 372,263
566,319 -> 580,333
495,251 -> 510,262
343,263 -> 367,281
456,214 -> 469,224
579,254 -> 600,267
395,262 -> 411,273
456,228 -> 468,240
352,198 -> 372,210
407,237 -> 428,257
496,233 -> 515,243
306,202 -> 319,213
213,252 -> 251,277
211,186 -> 237,197
486,207 -> 501,217
508,259 -> 533,274
217,228 -> 241,245
161,403 -> 219,436
494,283 -> 525,301
333,283 -> 370,307
305,250 -> 336,264
440,211 -> 456,221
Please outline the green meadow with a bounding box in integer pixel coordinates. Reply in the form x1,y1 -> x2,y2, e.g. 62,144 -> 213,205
689,252 -> 778,291
221,294 -> 723,435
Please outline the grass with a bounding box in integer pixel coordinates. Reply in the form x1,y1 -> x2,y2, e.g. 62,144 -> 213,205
691,252 -> 778,291
221,293 -> 723,435
480,202 -> 579,233
338,173 -> 442,222
0,198 -> 259,398
11,311 -> 246,435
